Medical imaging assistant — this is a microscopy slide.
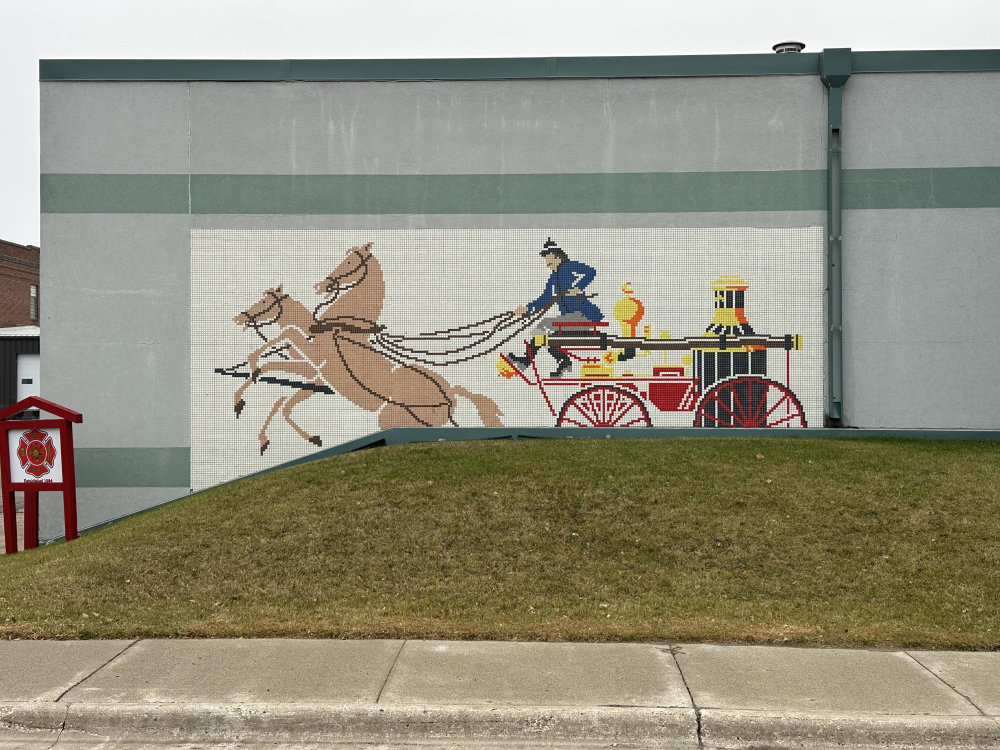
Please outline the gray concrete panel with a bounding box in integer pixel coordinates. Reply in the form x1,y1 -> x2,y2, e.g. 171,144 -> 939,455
909,651 -> 1000,715
380,640 -> 690,708
844,73 -> 1000,169
41,83 -> 191,174
841,208 -> 1000,428
40,214 -> 191,447
37,487 -> 188,542
61,639 -> 403,704
674,645 -> 979,715
190,210 -> 827,231
0,641 -> 132,702
843,341 -> 999,428
189,78 -> 825,175
843,208 -> 1000,345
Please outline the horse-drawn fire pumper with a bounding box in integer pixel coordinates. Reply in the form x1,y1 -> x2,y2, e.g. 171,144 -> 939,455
495,275 -> 807,429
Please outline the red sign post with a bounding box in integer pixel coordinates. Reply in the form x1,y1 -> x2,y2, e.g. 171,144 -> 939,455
0,396 -> 82,554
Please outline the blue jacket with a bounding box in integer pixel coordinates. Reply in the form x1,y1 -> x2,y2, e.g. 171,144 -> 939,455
526,259 -> 604,321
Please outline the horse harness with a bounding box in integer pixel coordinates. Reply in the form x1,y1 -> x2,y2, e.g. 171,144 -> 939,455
241,288 -> 290,344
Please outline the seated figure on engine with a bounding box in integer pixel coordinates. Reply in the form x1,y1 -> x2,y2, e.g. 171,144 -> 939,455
507,237 -> 604,377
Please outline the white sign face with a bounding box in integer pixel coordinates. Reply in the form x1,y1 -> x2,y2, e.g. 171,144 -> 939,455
8,427 -> 62,484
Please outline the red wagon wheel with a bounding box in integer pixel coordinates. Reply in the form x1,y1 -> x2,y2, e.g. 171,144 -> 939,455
557,386 -> 652,428
693,376 -> 807,428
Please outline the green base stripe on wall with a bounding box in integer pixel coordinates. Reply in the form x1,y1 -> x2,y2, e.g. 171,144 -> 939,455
74,447 -> 190,488
39,168 -> 1000,215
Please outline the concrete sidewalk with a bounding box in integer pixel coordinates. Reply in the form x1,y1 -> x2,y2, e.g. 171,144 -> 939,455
0,639 -> 998,749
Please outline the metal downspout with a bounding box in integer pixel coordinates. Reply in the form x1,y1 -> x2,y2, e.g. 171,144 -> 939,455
820,48 -> 851,424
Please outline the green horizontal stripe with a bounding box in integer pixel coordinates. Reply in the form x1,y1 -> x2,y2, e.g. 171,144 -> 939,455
40,174 -> 189,214
843,168 -> 1000,209
41,171 -> 826,214
39,168 -> 1000,215
38,50 -> 1000,82
74,447 -> 190,488
190,172 -> 826,214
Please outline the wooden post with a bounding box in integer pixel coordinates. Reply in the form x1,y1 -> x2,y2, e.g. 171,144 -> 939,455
23,490 -> 39,550
2,491 -> 16,555
61,421 -> 78,541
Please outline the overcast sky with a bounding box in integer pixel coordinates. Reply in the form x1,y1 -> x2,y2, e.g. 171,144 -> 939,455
2,0 -> 998,247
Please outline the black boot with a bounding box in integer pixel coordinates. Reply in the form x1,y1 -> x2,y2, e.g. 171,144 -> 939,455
549,351 -> 573,378
507,343 -> 538,370
507,353 -> 530,370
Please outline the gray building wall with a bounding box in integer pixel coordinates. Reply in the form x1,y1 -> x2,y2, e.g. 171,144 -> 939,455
37,52 -> 1000,535
840,72 -> 1000,429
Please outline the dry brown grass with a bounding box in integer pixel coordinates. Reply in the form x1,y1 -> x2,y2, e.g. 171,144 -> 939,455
1,437 -> 998,648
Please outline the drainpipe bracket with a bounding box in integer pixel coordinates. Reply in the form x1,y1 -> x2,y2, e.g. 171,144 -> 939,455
820,47 -> 852,89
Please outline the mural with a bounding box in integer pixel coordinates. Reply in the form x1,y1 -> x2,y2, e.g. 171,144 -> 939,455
192,228 -> 824,490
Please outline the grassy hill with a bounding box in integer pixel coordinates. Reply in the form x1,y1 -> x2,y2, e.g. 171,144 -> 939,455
1,437 -> 998,648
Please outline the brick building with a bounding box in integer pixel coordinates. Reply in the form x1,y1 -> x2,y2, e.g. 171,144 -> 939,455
0,239 -> 40,327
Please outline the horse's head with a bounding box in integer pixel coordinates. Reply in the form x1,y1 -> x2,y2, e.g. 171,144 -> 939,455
314,242 -> 375,301
234,285 -> 288,329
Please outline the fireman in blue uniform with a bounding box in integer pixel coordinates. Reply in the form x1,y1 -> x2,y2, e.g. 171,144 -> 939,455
508,238 -> 604,377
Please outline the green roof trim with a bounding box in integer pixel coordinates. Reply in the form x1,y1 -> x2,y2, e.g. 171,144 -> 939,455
38,49 -> 1000,82
38,54 -> 818,82
852,49 -> 1000,73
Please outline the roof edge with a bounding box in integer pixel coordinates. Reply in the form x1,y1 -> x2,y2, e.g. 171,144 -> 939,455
38,53 -> 817,81
38,50 -> 1000,82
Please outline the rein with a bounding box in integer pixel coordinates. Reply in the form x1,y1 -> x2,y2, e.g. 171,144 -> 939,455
242,289 -> 291,351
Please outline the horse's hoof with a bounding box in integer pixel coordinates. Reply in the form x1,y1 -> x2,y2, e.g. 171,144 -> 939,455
260,440 -> 270,455
308,435 -> 322,447
251,368 -> 262,383
235,399 -> 245,418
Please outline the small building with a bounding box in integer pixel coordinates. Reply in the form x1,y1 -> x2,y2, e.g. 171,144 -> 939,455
0,240 -> 40,328
0,325 -> 40,417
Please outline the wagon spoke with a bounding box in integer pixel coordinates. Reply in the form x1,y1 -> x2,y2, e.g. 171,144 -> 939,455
704,392 -> 739,423
763,392 -> 792,424
764,412 -> 802,428
557,386 -> 651,428
565,400 -> 596,426
731,385 -> 751,425
695,377 -> 806,429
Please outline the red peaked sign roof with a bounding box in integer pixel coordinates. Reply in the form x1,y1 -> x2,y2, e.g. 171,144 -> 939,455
0,396 -> 82,422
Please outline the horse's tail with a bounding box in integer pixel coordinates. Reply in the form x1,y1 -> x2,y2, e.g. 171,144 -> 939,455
450,385 -> 504,427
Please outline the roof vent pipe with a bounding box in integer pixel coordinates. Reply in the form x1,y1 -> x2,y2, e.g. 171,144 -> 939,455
772,41 -> 806,53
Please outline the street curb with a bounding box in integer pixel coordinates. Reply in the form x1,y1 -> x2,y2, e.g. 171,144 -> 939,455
53,704 -> 697,747
700,709 -> 1000,749
5,702 -> 1000,749
0,702 -> 67,731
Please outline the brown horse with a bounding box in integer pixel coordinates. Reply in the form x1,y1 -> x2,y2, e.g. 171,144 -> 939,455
232,242 -> 504,453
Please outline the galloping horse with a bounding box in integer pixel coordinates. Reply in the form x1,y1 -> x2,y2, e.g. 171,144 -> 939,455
232,242 -> 504,453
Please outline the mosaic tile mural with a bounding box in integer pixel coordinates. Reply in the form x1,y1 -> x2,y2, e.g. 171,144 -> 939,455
191,228 -> 824,490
